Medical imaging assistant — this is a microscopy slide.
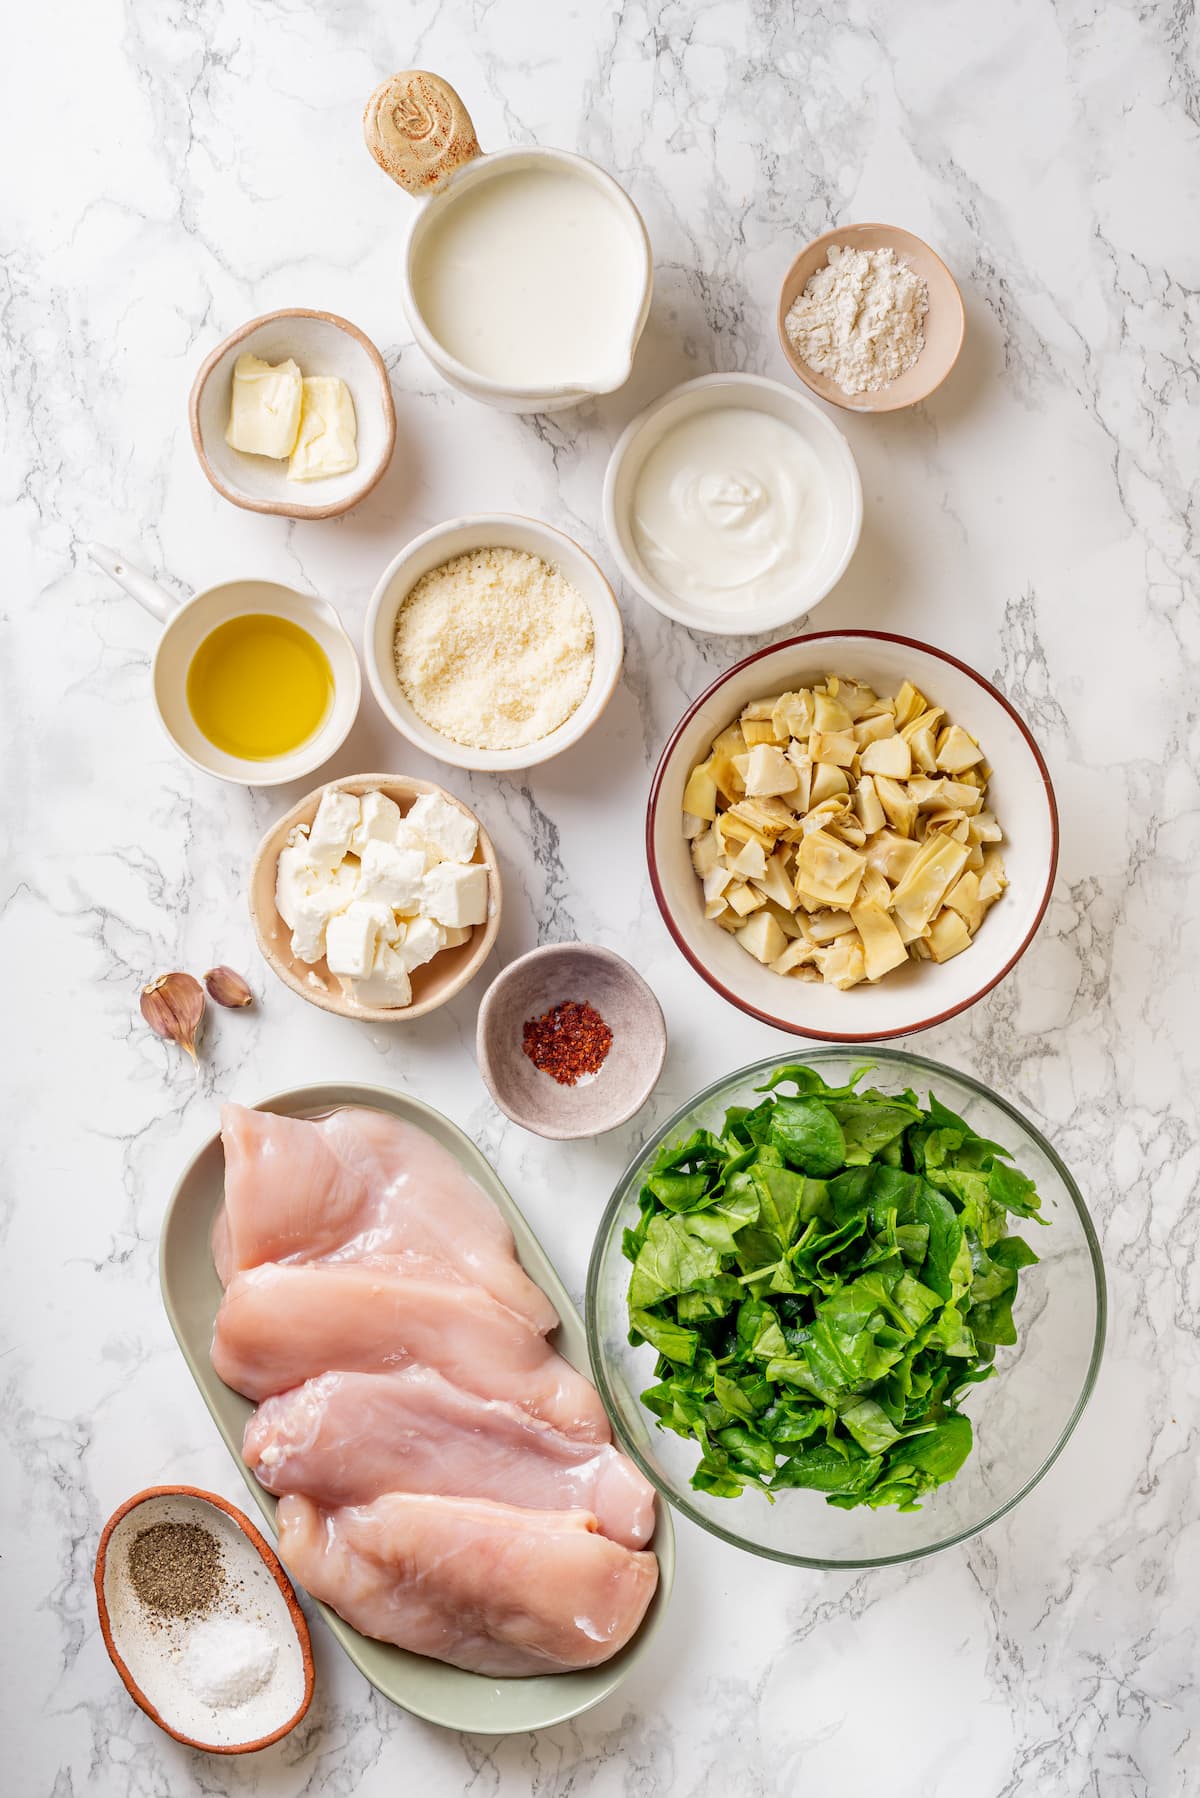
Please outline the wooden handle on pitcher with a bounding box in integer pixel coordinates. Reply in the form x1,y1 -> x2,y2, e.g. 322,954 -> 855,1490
363,70 -> 482,196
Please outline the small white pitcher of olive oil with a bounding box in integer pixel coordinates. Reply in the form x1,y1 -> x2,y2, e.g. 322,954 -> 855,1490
86,545 -> 361,786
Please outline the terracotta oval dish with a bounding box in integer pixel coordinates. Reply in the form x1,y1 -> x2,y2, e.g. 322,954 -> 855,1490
363,514 -> 624,773
189,309 -> 396,519
477,943 -> 667,1139
249,773 -> 500,1022
158,1082 -> 675,1734
647,630 -> 1058,1042
94,1485 -> 313,1754
777,224 -> 965,413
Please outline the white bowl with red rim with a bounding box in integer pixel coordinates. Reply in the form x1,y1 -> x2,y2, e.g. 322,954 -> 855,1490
646,630 -> 1058,1042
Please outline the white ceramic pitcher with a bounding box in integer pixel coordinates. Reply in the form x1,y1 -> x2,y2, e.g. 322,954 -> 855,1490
364,70 -> 653,413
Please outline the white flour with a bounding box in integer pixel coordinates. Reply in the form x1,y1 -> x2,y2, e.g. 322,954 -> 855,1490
785,245 -> 928,395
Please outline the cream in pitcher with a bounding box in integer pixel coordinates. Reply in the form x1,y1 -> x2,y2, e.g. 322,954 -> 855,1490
410,164 -> 646,390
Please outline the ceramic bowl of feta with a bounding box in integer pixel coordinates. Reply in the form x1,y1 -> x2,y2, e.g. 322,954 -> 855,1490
249,774 -> 501,1021
189,309 -> 397,520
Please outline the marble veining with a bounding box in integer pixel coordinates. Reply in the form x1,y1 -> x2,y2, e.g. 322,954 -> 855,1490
3,0 -> 1198,1793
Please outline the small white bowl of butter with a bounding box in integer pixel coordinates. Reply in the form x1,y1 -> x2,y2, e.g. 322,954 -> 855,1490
364,71 -> 652,413
189,309 -> 396,520
603,373 -> 863,636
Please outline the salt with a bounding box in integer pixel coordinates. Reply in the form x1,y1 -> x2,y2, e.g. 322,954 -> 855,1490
180,1616 -> 278,1709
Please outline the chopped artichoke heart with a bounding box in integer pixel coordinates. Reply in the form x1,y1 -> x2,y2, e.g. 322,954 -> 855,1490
850,901 -> 909,981
808,729 -> 857,768
726,882 -> 766,917
682,760 -> 719,820
691,828 -> 721,879
810,762 -> 850,805
945,869 -> 984,934
927,908 -> 972,962
853,712 -> 896,748
735,912 -> 788,964
814,933 -> 867,990
806,908 -> 858,944
773,937 -> 819,975
796,829 -> 866,907
729,838 -> 767,879
864,829 -> 921,882
740,696 -> 783,722
813,690 -> 854,733
710,751 -> 745,803
743,743 -> 799,798
853,774 -> 887,836
751,851 -> 796,911
935,724 -> 984,773
892,681 -> 928,729
772,690 -> 815,739
859,734 -> 913,778
891,837 -> 971,934
728,795 -> 797,838
741,718 -> 780,747
874,775 -> 918,838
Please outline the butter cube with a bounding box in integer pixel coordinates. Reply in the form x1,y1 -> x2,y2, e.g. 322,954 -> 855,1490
348,942 -> 413,1009
355,840 -> 425,913
405,793 -> 478,865
225,354 -> 303,459
349,790 -> 402,857
325,902 -> 394,979
307,788 -> 361,872
420,862 -> 488,928
288,376 -> 358,482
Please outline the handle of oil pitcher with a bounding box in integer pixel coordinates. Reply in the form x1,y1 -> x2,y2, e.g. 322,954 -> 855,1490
85,544 -> 180,625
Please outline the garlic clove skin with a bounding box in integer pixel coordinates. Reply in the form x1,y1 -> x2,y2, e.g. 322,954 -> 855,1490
140,972 -> 206,1063
204,966 -> 253,1009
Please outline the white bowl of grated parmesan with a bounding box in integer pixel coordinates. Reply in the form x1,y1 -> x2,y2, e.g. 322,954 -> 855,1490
364,515 -> 625,771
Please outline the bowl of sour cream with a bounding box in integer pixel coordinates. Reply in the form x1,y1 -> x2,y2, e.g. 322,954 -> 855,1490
364,70 -> 652,413
603,373 -> 862,635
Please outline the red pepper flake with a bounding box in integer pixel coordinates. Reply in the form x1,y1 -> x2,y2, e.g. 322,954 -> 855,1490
522,999 -> 613,1087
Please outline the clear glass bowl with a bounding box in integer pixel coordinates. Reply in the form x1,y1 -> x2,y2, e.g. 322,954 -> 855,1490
586,1048 -> 1106,1568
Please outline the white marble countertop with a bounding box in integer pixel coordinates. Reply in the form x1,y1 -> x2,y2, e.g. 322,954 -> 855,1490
5,2 -> 1198,1792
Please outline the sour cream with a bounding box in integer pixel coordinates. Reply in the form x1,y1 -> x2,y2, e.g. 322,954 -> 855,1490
410,164 -> 645,391
630,407 -> 832,613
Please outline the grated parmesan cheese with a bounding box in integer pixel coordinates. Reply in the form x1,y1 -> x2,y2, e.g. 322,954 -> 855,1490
392,547 -> 595,750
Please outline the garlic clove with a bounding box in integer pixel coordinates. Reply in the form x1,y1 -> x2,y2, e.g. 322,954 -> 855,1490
140,972 -> 206,1063
204,966 -> 253,1009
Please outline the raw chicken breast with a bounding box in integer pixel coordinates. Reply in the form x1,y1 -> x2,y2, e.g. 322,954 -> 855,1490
244,1366 -> 655,1548
276,1492 -> 658,1676
212,1259 -> 609,1442
211,1104 -> 557,1335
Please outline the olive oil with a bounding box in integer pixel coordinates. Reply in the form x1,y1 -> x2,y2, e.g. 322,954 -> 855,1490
186,614 -> 333,761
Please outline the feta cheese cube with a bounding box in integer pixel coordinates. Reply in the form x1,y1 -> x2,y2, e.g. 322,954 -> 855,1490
349,790 -> 402,858
391,821 -> 440,870
354,840 -> 425,912
347,942 -> 413,1009
287,376 -> 358,482
290,881 -> 355,963
225,354 -> 303,459
393,916 -> 447,972
441,925 -> 472,949
420,862 -> 488,928
405,793 -> 478,866
275,829 -> 320,929
324,902 -> 394,979
307,788 -> 361,872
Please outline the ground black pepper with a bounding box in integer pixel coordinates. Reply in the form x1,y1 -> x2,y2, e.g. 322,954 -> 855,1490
522,999 -> 613,1086
128,1521 -> 226,1619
